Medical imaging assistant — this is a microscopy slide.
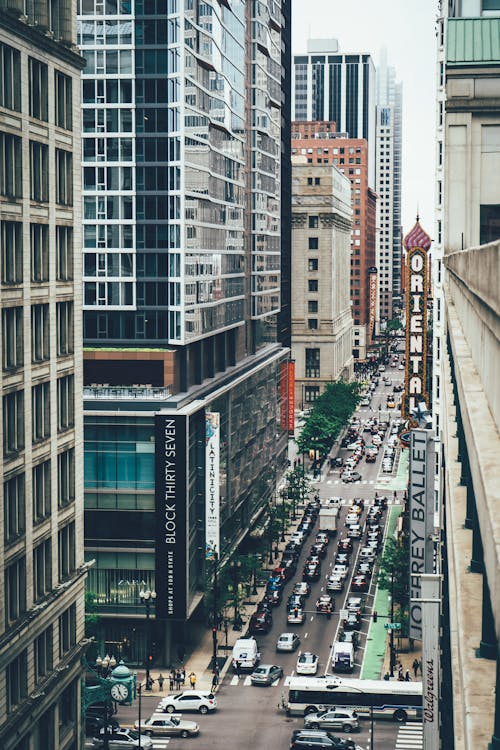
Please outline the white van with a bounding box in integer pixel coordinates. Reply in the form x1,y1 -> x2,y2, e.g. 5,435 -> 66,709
231,637 -> 260,671
332,642 -> 354,673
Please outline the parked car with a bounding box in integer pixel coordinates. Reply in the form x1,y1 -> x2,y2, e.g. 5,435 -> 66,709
157,692 -> 217,715
249,611 -> 272,635
133,715 -> 199,738
342,610 -> 362,630
293,581 -> 311,598
303,709 -> 360,733
276,632 -> 300,652
339,630 -> 360,650
250,664 -> 283,686
346,596 -> 365,614
337,537 -> 353,553
264,589 -> 282,607
296,652 -> 319,675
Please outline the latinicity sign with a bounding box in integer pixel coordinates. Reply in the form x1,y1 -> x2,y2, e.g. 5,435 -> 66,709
402,220 -> 431,420
155,414 -> 187,620
205,412 -> 220,561
409,429 -> 436,640
368,268 -> 377,344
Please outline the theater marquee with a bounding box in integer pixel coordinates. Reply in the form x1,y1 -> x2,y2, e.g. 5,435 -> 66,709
402,220 -> 431,420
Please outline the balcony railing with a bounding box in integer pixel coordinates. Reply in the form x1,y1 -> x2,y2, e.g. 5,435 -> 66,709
83,385 -> 171,400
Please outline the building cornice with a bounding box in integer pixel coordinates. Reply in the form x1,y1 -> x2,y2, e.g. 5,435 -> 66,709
0,11 -> 85,70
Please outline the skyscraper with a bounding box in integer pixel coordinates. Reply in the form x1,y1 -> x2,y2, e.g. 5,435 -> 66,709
375,48 -> 402,323
0,1 -> 86,747
79,0 -> 291,664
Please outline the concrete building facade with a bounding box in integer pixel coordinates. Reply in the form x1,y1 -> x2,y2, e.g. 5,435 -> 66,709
433,5 -> 500,749
78,0 -> 292,666
0,1 -> 87,748
291,159 -> 353,407
291,122 -> 377,361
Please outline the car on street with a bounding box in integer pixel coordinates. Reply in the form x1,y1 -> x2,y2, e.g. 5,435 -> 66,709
346,524 -> 362,540
335,552 -> 350,567
337,537 -> 353,553
293,581 -> 311,598
316,594 -> 334,614
346,596 -> 365,614
342,610 -> 362,629
365,450 -> 377,463
346,440 -> 362,451
133,715 -> 200,738
249,611 -> 272,635
326,574 -> 344,592
250,664 -> 283,686
331,456 -> 344,467
157,692 -> 217,715
332,564 -> 349,580
303,709 -> 360,733
360,397 -> 370,407
265,589 -> 282,607
315,531 -> 329,545
276,632 -> 301,652
290,730 -> 358,750
92,730 -> 153,749
345,513 -> 359,526
303,562 -> 321,582
291,531 -> 306,545
343,471 -> 361,483
266,575 -> 285,593
356,562 -> 373,577
274,563 -> 295,581
287,607 -> 306,625
339,630 -> 360,650
288,593 -> 306,610
311,542 -> 328,559
86,710 -> 120,737
296,652 -> 319,675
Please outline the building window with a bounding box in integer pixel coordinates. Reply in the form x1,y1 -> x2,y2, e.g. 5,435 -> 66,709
32,304 -> 50,363
58,448 -> 75,508
2,307 -> 23,370
480,204 -> 500,245
57,375 -> 75,432
304,386 -> 320,402
35,626 -> 53,684
33,538 -> 52,602
308,300 -> 318,313
308,318 -> 318,330
30,141 -> 49,202
307,177 -> 313,185
308,259 -> 318,272
57,302 -> 74,357
314,177 -> 320,185
29,58 -> 48,121
59,603 -> 76,656
58,680 -> 76,743
56,149 -> 73,206
4,473 -> 25,544
308,279 -> 318,292
32,381 -> 51,443
55,70 -> 72,130
33,460 -> 51,524
31,223 -> 49,282
58,522 -> 76,581
5,556 -> 26,627
1,220 -> 22,283
56,226 -> 74,281
0,42 -> 21,111
305,348 -> 320,378
6,650 -> 27,713
3,390 -> 24,457
308,237 -> 319,250
0,132 -> 22,198
308,216 -> 318,228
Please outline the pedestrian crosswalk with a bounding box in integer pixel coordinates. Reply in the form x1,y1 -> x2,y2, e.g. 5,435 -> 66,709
395,723 -> 423,749
151,740 -> 171,749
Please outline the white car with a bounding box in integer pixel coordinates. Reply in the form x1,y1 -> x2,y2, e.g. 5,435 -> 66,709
345,513 -> 359,526
296,652 -> 319,675
92,730 -> 153,749
291,531 -> 305,545
276,632 -> 300,652
399,363 -> 404,370
157,691 -> 217,715
372,435 -> 382,446
332,564 -> 349,580
327,574 -> 344,592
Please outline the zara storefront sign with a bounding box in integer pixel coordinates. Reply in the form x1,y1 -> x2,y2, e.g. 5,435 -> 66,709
155,414 -> 187,620
205,412 -> 220,560
409,429 -> 435,640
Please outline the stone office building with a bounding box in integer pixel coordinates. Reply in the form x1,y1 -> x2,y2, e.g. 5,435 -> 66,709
0,1 -> 86,748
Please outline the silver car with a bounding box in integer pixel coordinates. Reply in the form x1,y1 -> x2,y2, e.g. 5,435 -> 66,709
92,729 -> 153,749
276,632 -> 300,652
134,714 -> 199,738
250,663 -> 283,686
304,709 -> 360,733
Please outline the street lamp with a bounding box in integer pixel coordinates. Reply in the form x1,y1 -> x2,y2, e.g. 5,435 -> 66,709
139,588 -> 157,689
94,654 -> 117,750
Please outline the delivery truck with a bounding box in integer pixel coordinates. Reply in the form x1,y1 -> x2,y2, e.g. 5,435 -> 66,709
319,506 -> 338,535
332,641 -> 354,673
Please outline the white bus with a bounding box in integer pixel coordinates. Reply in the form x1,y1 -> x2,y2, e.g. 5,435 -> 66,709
286,676 -> 422,723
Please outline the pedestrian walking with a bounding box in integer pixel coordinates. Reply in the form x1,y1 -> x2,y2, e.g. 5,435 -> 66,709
235,660 -> 241,676
189,671 -> 197,689
169,670 -> 175,690
211,671 -> 219,692
158,673 -> 165,692
175,669 -> 182,690
181,667 -> 186,685
405,670 -> 411,682
398,664 -> 404,681
412,658 -> 419,678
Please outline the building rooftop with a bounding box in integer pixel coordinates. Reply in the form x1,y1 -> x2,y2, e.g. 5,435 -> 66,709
447,17 -> 500,66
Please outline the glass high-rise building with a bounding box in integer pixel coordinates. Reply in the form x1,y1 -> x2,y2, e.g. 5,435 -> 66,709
79,0 -> 292,664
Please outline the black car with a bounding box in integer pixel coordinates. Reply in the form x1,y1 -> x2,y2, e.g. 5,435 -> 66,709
374,496 -> 388,509
342,611 -> 361,631
335,552 -> 350,566
331,456 -> 344,468
265,589 -> 282,607
85,707 -> 120,737
339,630 -> 360,650
290,730 -> 356,750
337,538 -> 353,553
303,562 -> 321,582
257,598 -> 273,614
288,593 -> 306,609
311,542 -> 327,559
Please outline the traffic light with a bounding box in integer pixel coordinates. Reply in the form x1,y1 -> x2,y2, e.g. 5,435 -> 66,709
373,611 -> 378,623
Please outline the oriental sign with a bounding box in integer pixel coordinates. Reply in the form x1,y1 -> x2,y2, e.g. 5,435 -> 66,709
402,220 -> 431,419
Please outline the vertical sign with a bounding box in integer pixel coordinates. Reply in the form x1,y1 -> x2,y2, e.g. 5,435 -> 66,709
279,361 -> 288,431
421,574 -> 441,749
368,268 -> 377,345
402,220 -> 431,419
287,360 -> 295,435
409,429 -> 436,639
155,414 -> 187,620
205,412 -> 220,560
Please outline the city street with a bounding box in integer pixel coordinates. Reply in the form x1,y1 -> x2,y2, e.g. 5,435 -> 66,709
98,357 -> 422,750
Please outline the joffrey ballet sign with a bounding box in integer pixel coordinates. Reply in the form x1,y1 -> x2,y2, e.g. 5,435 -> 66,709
402,220 -> 431,419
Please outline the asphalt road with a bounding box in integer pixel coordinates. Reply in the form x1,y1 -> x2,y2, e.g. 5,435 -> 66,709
99,359 -> 416,750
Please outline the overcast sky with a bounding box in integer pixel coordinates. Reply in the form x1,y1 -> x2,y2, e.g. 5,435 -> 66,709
292,0 -> 437,236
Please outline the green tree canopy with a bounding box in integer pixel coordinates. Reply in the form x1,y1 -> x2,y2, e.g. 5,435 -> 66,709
377,537 -> 409,608
296,380 -> 360,455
